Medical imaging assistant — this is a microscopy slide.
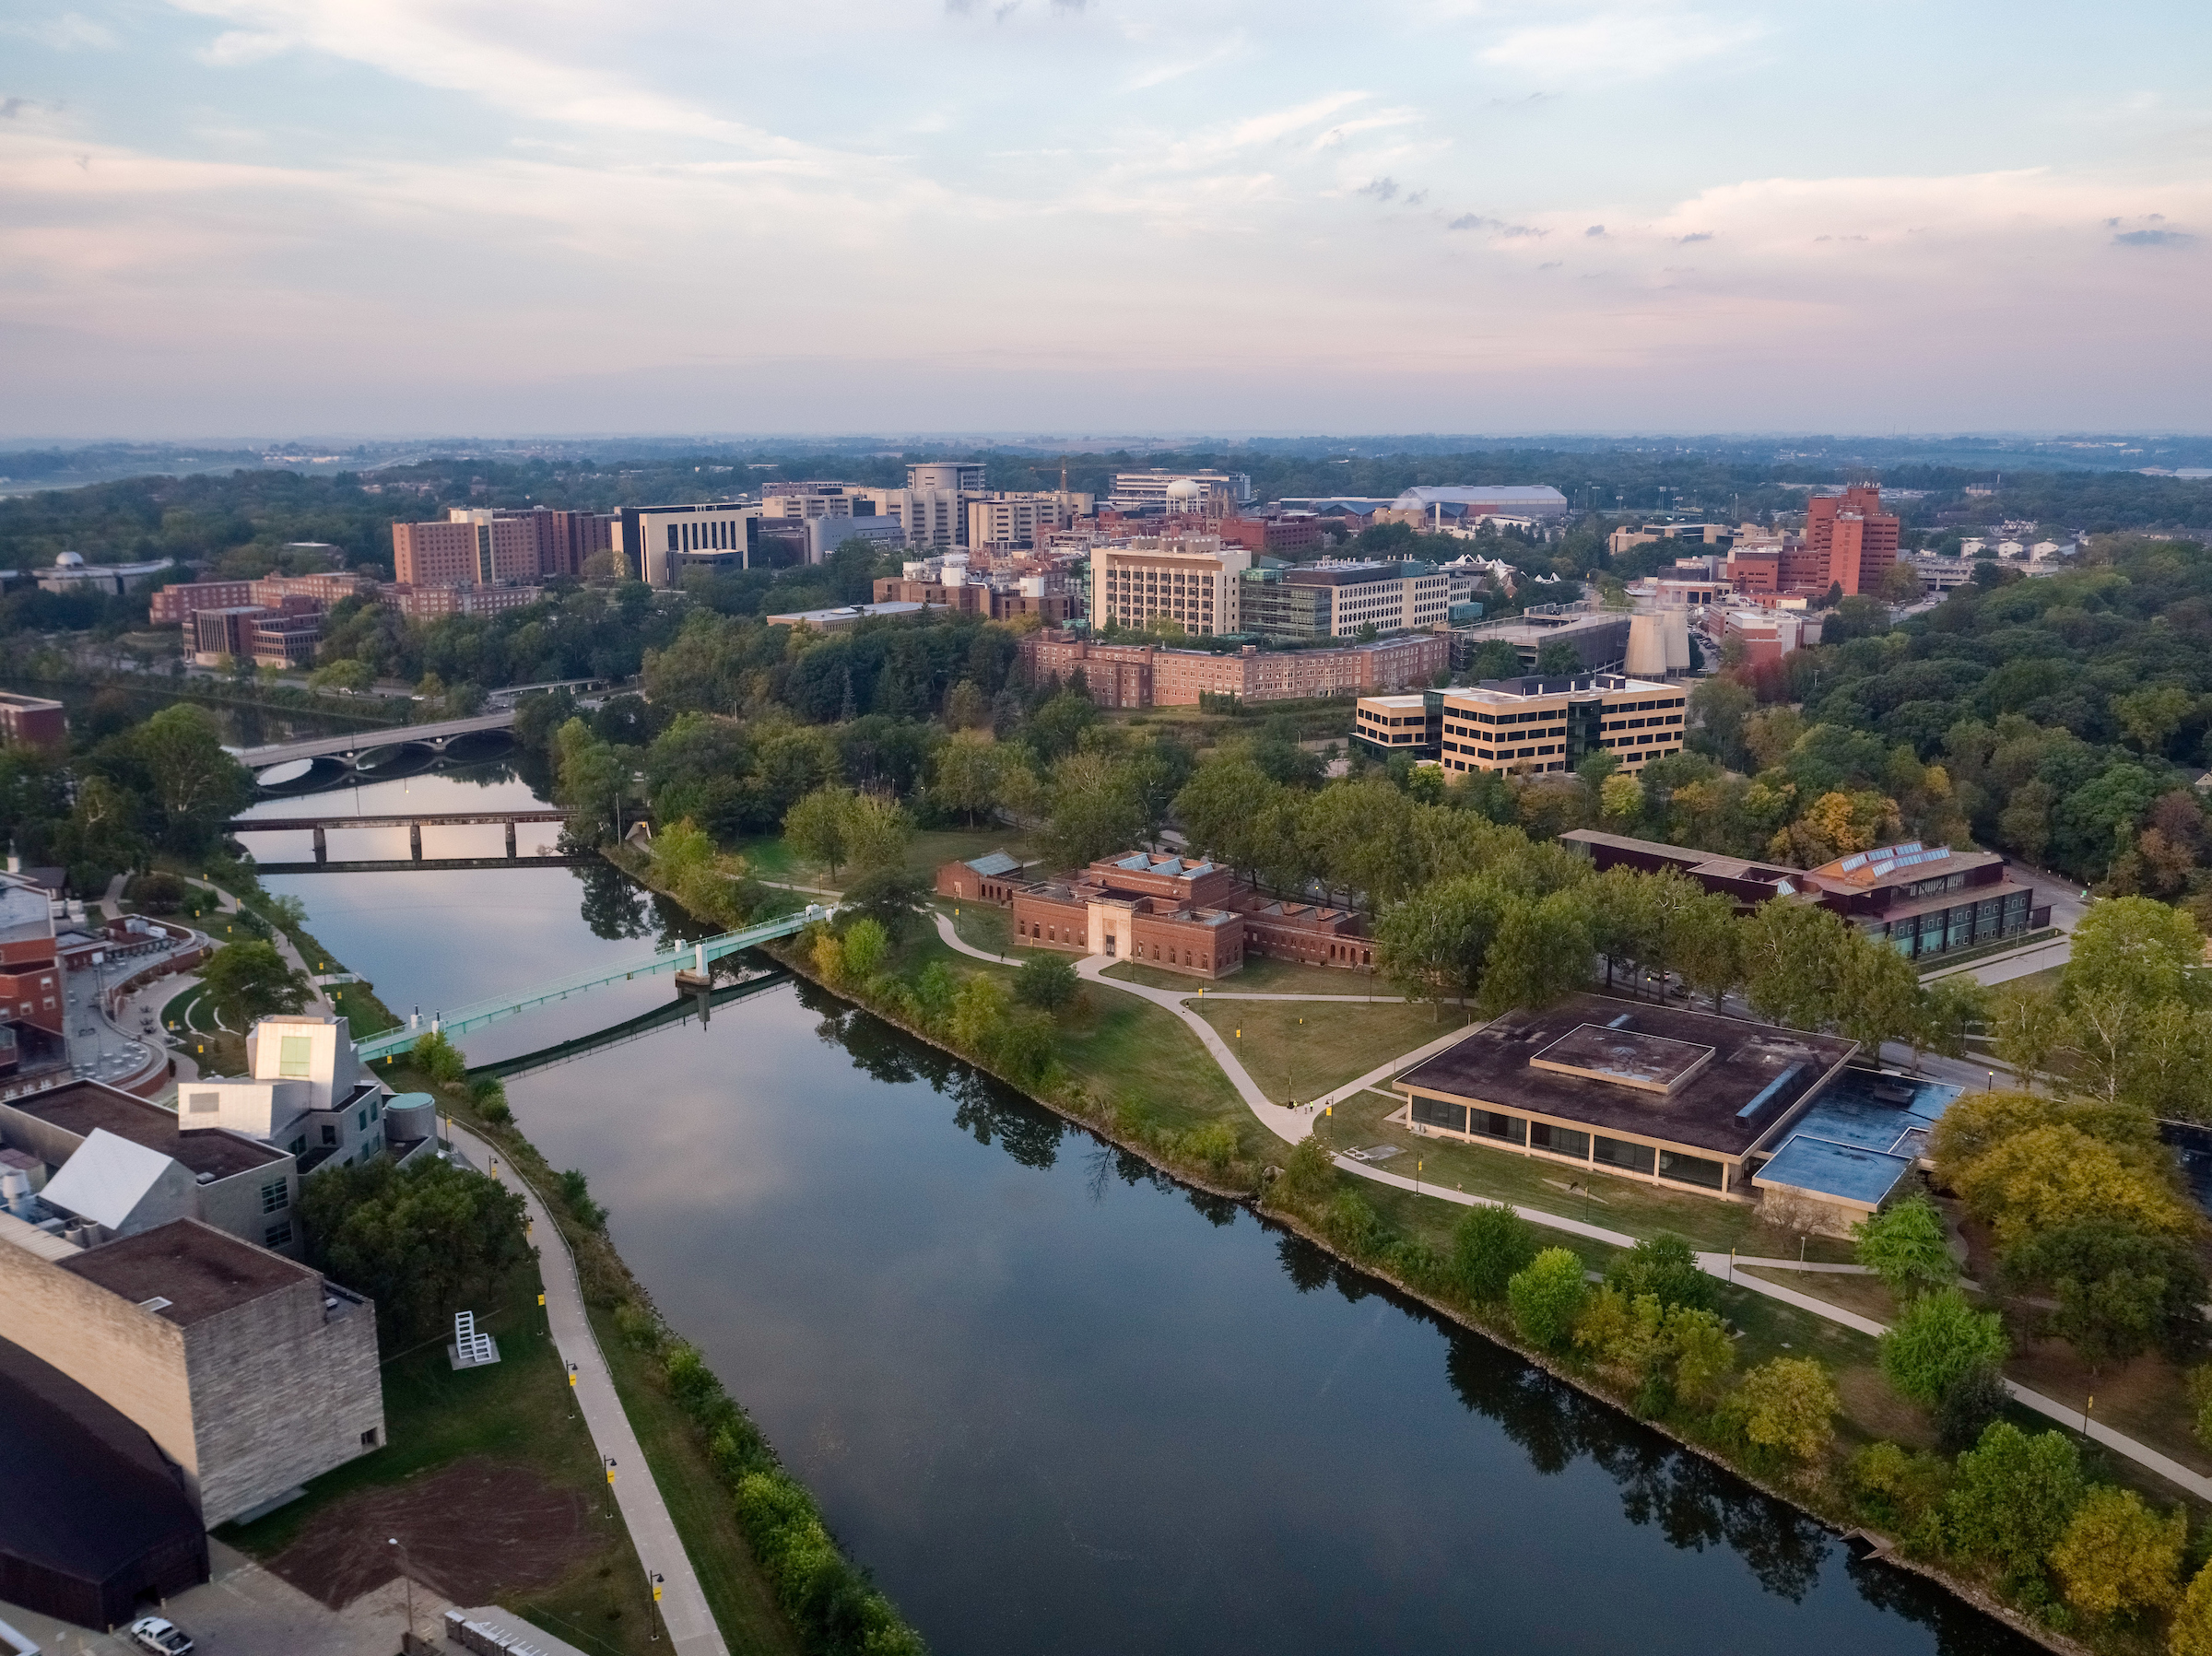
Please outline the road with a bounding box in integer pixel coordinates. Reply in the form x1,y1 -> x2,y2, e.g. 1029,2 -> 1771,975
446,1122 -> 730,1656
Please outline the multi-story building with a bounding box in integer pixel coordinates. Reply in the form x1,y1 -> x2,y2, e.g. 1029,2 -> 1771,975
613,502 -> 765,584
1352,693 -> 1441,760
1765,485 -> 1900,595
1089,535 -> 1251,637
871,570 -> 1078,625
148,579 -> 256,625
967,492 -> 1094,550
190,606 -> 324,669
1606,523 -> 1730,558
1020,630 -> 1449,709
183,1012 -> 394,1175
1108,470 -> 1253,512
1384,486 -> 1571,526
0,1215 -> 383,1527
1239,559 -> 1450,640
1214,514 -> 1328,558
0,691 -> 67,753
1434,673 -> 1687,778
380,583 -> 544,621
1,870 -> 65,1083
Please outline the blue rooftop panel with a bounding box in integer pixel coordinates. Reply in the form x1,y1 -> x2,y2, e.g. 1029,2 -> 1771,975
1756,1136 -> 1915,1208
1781,1069 -> 1961,1157
965,851 -> 1022,877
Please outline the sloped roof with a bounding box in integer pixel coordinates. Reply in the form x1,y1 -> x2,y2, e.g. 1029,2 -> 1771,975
963,851 -> 1022,878
41,1129 -> 176,1230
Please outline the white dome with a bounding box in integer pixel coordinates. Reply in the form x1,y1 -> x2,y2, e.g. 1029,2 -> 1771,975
54,551 -> 85,568
1164,478 -> 1203,501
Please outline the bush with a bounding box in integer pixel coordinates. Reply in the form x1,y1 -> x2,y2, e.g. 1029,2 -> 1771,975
467,1075 -> 512,1124
1323,1192 -> 1382,1257
1603,1232 -> 1713,1313
2175,1560 -> 2212,1656
1848,1440 -> 1951,1540
1276,1135 -> 1336,1205
125,871 -> 186,914
559,1168 -> 606,1230
1934,1361 -> 2010,1453
1508,1248 -> 1589,1351
2049,1486 -> 2184,1621
840,917 -> 889,980
1720,1357 -> 1839,1465
1180,1122 -> 1238,1173
1012,953 -> 1080,1013
413,1028 -> 467,1086
1451,1203 -> 1538,1303
1878,1287 -> 2009,1407
1945,1421 -> 2084,1580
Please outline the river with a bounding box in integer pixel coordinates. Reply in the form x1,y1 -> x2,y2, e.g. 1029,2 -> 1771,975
243,771 -> 2034,1656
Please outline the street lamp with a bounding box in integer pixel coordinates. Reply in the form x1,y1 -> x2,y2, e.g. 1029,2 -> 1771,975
650,1573 -> 665,1642
388,1537 -> 417,1648
605,1455 -> 618,1518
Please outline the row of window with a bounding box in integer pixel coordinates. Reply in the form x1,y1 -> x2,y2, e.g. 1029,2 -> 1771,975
1409,1096 -> 1726,1189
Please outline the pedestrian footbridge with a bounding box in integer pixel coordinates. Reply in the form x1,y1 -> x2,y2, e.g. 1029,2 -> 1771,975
355,905 -> 829,1063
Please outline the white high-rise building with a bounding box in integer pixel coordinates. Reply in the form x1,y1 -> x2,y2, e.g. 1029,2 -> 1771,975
1089,535 -> 1251,637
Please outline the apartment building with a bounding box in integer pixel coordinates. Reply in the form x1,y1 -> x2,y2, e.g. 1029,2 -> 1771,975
1241,559 -> 1450,640
1435,673 -> 1686,777
1089,535 -> 1251,636
391,512 -> 534,588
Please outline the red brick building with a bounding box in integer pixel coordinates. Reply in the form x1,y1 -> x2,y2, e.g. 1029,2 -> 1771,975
0,692 -> 67,754
1775,486 -> 1900,595
1019,630 -> 1449,709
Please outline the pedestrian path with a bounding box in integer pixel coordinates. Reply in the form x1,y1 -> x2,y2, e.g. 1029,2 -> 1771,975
446,1122 -> 729,1656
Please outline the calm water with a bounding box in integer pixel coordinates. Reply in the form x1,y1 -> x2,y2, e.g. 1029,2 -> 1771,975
265,773 -> 2032,1656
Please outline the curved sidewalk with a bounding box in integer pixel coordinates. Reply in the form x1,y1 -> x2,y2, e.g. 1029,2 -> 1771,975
447,1122 -> 730,1656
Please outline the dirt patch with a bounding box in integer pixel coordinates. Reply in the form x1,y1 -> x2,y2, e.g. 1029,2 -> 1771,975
265,1456 -> 603,1609
1835,1363 -> 1940,1450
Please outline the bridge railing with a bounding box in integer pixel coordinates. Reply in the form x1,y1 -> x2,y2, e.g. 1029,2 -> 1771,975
355,905 -> 828,1061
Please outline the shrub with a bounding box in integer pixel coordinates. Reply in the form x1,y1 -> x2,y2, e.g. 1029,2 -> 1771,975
413,1028 -> 467,1086
125,871 -> 186,913
559,1168 -> 606,1230
614,1300 -> 662,1354
1180,1122 -> 1238,1173
1721,1357 -> 1839,1465
1848,1440 -> 1951,1539
1323,1192 -> 1382,1257
1853,1193 -> 1958,1298
1276,1135 -> 1336,1205
1508,1248 -> 1589,1351
1945,1421 -> 2084,1580
2191,1364 -> 2212,1450
468,1075 -> 512,1125
1012,953 -> 1081,1012
1451,1203 -> 1538,1303
840,917 -> 889,980
2174,1560 -> 2212,1656
1604,1233 -> 1713,1313
2049,1486 -> 2184,1621
1878,1287 -> 2009,1407
1934,1361 -> 2010,1453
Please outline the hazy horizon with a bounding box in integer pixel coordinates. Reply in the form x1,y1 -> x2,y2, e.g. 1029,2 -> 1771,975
6,0 -> 2206,438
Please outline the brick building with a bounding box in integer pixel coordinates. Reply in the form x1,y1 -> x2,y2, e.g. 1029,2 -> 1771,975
0,690 -> 68,753
2,872 -> 65,1082
1019,630 -> 1450,709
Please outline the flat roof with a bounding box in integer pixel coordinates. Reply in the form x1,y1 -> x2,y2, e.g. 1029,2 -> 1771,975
9,1083 -> 287,1180
1396,992 -> 1856,1159
1752,1137 -> 1913,1209
60,1218 -> 315,1326
1529,1024 -> 1714,1095
1804,842 -> 2005,890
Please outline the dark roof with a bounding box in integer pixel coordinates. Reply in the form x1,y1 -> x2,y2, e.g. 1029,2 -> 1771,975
61,1218 -> 315,1326
1396,992 -> 1857,1158
11,1081 -> 287,1179
0,1333 -> 205,1604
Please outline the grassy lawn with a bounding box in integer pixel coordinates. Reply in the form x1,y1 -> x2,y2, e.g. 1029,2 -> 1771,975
1189,997 -> 1455,1103
220,1251 -> 665,1656
587,1303 -> 804,1656
1103,953 -> 1397,998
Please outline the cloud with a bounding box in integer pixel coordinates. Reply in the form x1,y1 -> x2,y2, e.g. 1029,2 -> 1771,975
1478,8 -> 1767,87
1448,213 -> 1542,236
1585,223 -> 1605,236
2114,228 -> 2194,246
1357,176 -> 1398,201
1678,230 -> 1712,242
7,10 -> 119,49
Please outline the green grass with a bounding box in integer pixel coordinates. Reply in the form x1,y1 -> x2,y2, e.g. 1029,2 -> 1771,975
1189,997 -> 1455,1103
1102,953 -> 1394,997
220,1251 -> 666,1656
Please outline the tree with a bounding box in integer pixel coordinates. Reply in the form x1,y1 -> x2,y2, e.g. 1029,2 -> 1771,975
1950,1120 -> 2196,1248
1853,1194 -> 1958,1298
1878,1287 -> 2009,1406
1043,751 -> 1145,870
2049,1486 -> 2185,1621
1465,639 -> 1522,683
1986,983 -> 2064,1090
135,704 -> 253,853
2064,895 -> 2208,1012
1742,899 -> 1852,1030
838,866 -> 929,939
199,939 -> 311,1028
943,679 -> 990,731
297,1157 -> 531,1346
2172,1559 -> 2212,1656
1535,639 -> 1583,676
1947,1422 -> 2086,1580
843,792 -> 913,874
1673,894 -> 1746,1013
2002,1221 -> 2207,1367
1452,1203 -> 1539,1303
1604,1232 -> 1714,1313
1722,1357 -> 1839,1464
1935,1362 -> 2011,1453
931,732 -> 1002,826
1276,1135 -> 1336,1205
841,917 -> 889,980
1835,931 -> 1924,1055
1477,887 -> 1595,1016
1012,953 -> 1079,1013
1914,973 -> 1985,1063
783,784 -> 855,881
1508,1247 -> 1589,1350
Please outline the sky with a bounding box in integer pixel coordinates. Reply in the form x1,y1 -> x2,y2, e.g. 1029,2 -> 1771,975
4,0 -> 2209,439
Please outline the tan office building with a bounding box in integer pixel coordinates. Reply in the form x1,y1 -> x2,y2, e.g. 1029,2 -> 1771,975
1089,535 -> 1252,637
1437,673 -> 1686,777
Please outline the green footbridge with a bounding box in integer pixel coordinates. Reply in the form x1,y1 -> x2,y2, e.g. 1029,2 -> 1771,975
355,905 -> 829,1063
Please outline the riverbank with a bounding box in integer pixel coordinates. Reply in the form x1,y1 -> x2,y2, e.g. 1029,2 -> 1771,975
604,855 -> 2096,1656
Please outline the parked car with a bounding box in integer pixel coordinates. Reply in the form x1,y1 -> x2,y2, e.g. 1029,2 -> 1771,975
126,1616 -> 194,1655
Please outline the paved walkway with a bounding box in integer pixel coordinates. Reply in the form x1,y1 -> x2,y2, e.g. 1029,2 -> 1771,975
931,914 -> 2212,1503
446,1122 -> 729,1656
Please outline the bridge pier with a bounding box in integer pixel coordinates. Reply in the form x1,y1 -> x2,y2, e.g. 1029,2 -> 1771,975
312,826 -> 327,864
409,823 -> 423,862
505,821 -> 517,859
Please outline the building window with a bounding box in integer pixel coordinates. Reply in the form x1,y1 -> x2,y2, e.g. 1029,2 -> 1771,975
1594,1136 -> 1655,1176
1412,1097 -> 1468,1133
279,1035 -> 312,1077
261,1180 -> 290,1214
1529,1122 -> 1589,1161
265,1219 -> 294,1249
1658,1150 -> 1725,1190
361,1427 -> 381,1448
188,1090 -> 220,1114
323,1124 -> 340,1147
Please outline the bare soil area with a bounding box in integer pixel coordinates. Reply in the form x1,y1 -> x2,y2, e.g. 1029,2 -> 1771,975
265,1455 -> 602,1609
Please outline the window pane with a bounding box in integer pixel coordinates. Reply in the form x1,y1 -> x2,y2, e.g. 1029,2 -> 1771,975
1658,1150 -> 1724,1189
1593,1135 -> 1655,1175
279,1035 -> 312,1077
1529,1122 -> 1589,1160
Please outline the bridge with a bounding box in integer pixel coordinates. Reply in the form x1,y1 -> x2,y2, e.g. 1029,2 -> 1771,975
354,905 -> 830,1063
229,808 -> 574,867
233,709 -> 518,771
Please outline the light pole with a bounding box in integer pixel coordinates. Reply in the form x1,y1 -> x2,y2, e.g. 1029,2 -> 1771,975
649,1572 -> 665,1642
388,1537 -> 417,1648
605,1455 -> 618,1519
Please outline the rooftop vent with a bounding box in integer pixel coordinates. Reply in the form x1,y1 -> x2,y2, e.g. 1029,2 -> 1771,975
1606,1013 -> 1635,1029
138,1296 -> 172,1313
